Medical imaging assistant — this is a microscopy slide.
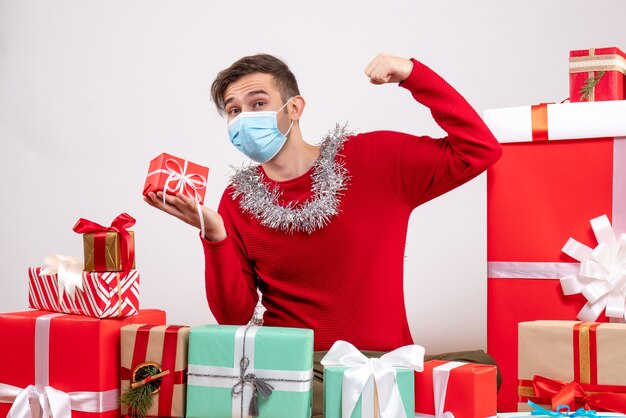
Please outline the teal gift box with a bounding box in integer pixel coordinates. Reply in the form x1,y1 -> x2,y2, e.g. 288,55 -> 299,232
186,325 -> 314,418
324,366 -> 414,418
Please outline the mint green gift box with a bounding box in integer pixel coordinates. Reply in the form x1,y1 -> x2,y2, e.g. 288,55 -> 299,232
187,325 -> 314,418
323,366 -> 414,418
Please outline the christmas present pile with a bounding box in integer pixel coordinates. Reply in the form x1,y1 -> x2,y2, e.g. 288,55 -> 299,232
483,45 -> 626,413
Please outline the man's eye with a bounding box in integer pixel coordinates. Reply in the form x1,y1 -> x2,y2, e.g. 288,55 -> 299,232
253,101 -> 265,108
229,108 -> 241,115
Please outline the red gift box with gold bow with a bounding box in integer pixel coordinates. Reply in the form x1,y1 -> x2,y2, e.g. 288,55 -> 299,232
517,321 -> 626,413
569,47 -> 626,102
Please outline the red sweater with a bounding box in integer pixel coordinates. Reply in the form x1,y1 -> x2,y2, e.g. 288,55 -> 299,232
202,59 -> 501,351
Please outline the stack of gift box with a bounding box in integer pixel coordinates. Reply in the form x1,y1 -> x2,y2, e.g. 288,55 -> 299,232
485,46 -> 626,415
0,154 -> 500,418
3,46 -> 625,418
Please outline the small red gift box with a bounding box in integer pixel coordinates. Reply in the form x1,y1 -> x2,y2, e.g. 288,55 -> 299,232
28,266 -> 140,318
0,309 -> 166,418
569,47 -> 626,102
483,101 -> 626,411
143,153 -> 209,204
414,360 -> 497,418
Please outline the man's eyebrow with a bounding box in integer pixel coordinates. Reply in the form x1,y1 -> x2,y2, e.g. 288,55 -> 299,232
224,90 -> 270,108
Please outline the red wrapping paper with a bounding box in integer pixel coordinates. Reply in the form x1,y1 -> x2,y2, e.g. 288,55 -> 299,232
143,153 -> 209,204
28,267 -> 140,318
487,138 -> 618,411
414,360 -> 497,418
569,47 -> 626,102
0,309 -> 166,418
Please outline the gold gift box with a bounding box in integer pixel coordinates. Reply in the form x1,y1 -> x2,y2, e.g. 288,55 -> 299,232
83,230 -> 136,272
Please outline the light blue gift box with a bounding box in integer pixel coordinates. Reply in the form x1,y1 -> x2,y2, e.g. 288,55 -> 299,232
186,325 -> 313,418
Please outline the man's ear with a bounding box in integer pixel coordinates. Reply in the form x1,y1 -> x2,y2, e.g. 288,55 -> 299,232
288,95 -> 306,122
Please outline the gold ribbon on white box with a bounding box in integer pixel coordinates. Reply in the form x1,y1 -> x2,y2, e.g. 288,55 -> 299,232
321,340 -> 424,418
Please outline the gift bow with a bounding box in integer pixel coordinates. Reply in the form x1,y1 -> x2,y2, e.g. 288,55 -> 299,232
528,400 -> 598,417
147,158 -> 207,237
321,340 -> 424,418
561,215 -> 626,322
532,375 -> 626,413
0,383 -> 117,418
0,313 -> 119,418
40,254 -> 84,299
72,213 -> 135,278
158,159 -> 207,202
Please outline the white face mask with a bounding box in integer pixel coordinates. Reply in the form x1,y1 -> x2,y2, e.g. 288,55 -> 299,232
227,98 -> 294,163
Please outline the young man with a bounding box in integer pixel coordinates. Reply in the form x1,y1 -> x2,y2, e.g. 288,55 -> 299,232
146,52 -> 502,416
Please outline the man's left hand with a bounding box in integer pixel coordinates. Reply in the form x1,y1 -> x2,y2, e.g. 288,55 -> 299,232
364,53 -> 413,85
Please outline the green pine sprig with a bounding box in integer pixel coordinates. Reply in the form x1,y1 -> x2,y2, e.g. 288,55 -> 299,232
121,364 -> 161,418
579,71 -> 605,101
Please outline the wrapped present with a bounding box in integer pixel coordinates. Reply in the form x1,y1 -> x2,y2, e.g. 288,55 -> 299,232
120,324 -> 190,417
186,325 -> 313,418
517,321 -> 626,413
569,47 -> 626,102
0,309 -> 166,418
143,153 -> 209,205
482,100 -> 626,411
28,260 -> 140,318
73,213 -> 136,273
322,340 -> 423,418
414,360 -> 497,418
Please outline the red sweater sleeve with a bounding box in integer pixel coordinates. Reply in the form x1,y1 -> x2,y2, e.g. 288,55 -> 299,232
354,58 -> 502,208
201,188 -> 258,324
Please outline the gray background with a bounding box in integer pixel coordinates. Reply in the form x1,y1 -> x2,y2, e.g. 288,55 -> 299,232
1,0 -> 625,353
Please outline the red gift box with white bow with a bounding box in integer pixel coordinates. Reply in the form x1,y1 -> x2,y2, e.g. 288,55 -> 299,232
482,100 -> 626,411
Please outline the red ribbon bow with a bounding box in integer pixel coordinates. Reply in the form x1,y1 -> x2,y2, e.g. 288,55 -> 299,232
72,213 -> 135,278
533,375 -> 626,413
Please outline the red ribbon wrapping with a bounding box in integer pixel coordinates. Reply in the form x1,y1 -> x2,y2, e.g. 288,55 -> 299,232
72,213 -> 135,277
532,375 -> 626,413
121,325 -> 187,416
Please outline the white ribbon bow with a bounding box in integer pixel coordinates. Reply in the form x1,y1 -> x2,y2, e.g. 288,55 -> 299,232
40,254 -> 84,300
147,158 -> 207,237
321,340 -> 424,418
561,214 -> 626,322
2,384 -> 70,418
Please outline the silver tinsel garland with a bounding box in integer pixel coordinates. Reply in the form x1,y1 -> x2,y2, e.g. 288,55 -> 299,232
230,124 -> 353,234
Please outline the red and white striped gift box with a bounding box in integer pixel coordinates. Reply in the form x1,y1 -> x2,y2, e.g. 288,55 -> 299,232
28,267 -> 140,318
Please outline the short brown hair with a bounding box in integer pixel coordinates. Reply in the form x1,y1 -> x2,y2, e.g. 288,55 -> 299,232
210,54 -> 300,115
